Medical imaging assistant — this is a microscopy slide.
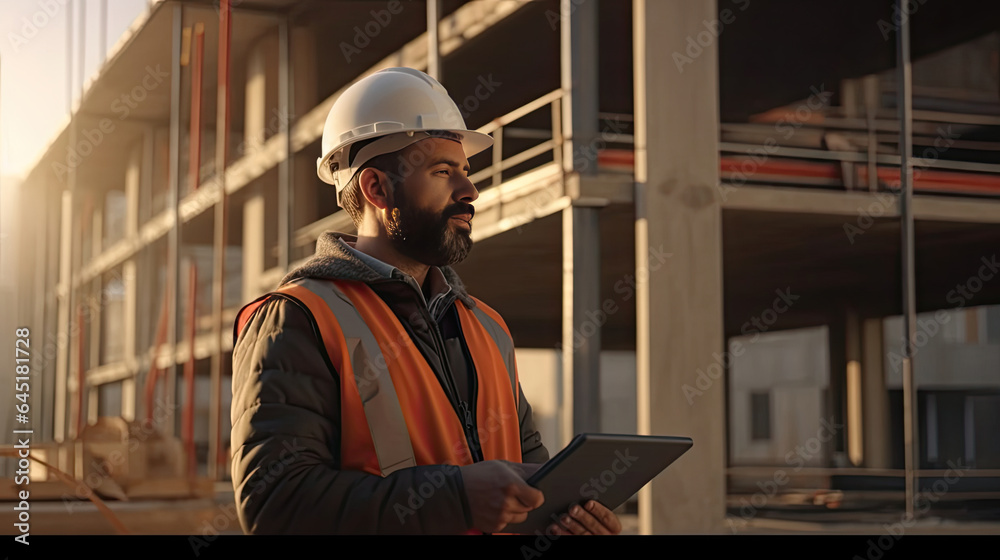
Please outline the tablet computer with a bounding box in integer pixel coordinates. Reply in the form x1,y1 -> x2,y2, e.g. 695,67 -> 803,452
505,433 -> 693,534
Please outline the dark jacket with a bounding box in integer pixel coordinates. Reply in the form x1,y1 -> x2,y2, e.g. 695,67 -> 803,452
230,232 -> 549,534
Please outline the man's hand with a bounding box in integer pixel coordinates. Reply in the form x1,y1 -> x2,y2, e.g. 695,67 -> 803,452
547,500 -> 622,535
460,460 -> 544,533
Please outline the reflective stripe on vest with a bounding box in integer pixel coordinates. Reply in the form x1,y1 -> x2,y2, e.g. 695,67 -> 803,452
239,277 -> 523,476
468,303 -> 519,412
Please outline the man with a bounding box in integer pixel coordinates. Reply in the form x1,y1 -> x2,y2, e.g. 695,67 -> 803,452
230,67 -> 620,535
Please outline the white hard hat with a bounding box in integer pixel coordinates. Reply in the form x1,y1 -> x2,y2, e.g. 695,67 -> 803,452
316,67 -> 493,205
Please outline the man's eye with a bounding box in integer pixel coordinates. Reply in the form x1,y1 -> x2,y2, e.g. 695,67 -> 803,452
436,169 -> 450,176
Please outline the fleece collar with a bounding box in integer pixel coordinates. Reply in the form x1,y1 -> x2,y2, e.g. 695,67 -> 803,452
279,232 -> 476,309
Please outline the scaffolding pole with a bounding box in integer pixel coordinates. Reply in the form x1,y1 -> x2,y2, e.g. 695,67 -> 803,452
896,0 -> 919,522
559,0 -> 601,445
427,0 -> 440,80
278,17 -> 293,273
209,0 -> 233,480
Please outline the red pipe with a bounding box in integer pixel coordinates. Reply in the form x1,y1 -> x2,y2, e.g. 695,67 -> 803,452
188,23 -> 204,192
219,0 -> 231,161
183,261 -> 198,479
597,149 -> 1000,196
143,278 -> 170,426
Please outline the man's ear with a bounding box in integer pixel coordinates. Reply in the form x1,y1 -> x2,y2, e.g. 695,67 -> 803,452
358,168 -> 393,211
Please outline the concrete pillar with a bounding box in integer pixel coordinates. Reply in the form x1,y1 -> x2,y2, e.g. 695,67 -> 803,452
862,317 -> 891,468
243,186 -> 266,301
90,206 -> 103,368
123,142 -> 142,422
846,309 -> 863,466
88,204 -> 103,425
69,200 -> 85,439
633,0 -> 725,534
426,0 -> 441,80
41,184 -> 59,443
23,183 -> 50,444
561,205 -> 603,445
291,27 -> 318,255
243,31 -> 278,159
164,4 -> 183,437
291,28 -> 316,127
88,388 -> 99,425
138,129 -> 155,370
55,189 -> 75,443
244,45 -> 266,157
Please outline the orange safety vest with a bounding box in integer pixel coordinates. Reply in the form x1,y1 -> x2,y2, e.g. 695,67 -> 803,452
235,277 -> 523,477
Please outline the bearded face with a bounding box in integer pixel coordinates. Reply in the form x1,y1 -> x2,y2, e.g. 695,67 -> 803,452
383,179 -> 475,267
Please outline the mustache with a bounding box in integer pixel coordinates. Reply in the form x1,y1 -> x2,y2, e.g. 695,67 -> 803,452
443,203 -> 475,220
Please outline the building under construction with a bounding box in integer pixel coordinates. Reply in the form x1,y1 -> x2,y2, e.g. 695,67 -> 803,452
4,0 -> 1000,535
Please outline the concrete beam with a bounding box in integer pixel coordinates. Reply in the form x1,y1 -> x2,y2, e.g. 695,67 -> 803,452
721,184 -> 1000,224
720,185 -> 897,216
912,194 -> 1000,224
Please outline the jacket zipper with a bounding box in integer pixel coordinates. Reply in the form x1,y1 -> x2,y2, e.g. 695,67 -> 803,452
373,278 -> 483,463
426,306 -> 484,463
451,309 -> 481,462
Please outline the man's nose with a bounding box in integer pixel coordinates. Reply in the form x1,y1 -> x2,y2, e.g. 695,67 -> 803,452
455,173 -> 479,203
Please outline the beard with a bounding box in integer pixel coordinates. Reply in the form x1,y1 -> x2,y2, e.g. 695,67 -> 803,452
384,186 -> 474,267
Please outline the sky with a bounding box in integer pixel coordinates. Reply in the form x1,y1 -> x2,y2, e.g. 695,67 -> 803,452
1,0 -> 152,181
